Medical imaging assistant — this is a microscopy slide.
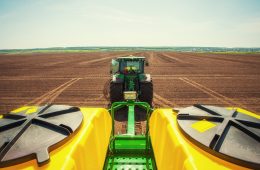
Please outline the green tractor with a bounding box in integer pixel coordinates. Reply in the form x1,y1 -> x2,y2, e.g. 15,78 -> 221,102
109,55 -> 153,105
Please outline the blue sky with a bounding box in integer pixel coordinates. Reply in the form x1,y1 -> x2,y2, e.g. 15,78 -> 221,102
0,0 -> 260,49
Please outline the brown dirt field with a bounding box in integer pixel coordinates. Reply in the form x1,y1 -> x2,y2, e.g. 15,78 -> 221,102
0,51 -> 260,133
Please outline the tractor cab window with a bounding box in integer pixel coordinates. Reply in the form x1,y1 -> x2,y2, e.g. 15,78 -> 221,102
120,60 -> 144,74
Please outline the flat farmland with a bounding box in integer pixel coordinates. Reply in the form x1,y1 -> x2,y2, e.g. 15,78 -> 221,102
0,51 -> 260,115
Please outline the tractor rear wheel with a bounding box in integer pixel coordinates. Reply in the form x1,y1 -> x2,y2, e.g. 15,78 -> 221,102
139,81 -> 153,106
110,82 -> 123,103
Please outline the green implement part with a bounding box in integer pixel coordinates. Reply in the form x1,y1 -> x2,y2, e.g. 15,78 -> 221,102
127,104 -> 135,135
103,101 -> 157,170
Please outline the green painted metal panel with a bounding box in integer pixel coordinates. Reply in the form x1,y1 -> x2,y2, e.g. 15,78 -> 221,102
105,155 -> 155,170
105,101 -> 156,170
114,138 -> 146,150
127,105 -> 135,135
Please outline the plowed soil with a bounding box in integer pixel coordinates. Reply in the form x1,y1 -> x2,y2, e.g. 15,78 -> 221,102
0,51 -> 260,134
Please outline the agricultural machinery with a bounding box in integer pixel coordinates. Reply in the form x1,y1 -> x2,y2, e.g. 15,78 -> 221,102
0,55 -> 259,170
110,56 -> 153,105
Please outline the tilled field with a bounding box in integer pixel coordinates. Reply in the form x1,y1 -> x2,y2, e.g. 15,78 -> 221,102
0,51 -> 260,133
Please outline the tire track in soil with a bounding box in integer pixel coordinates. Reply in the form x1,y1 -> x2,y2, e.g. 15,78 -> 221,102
161,53 -> 185,63
150,52 -> 154,63
152,74 -> 260,79
181,53 -> 260,66
103,78 -> 111,101
151,53 -> 169,64
42,78 -> 80,104
156,53 -> 175,63
153,92 -> 177,108
145,51 -> 155,65
25,78 -> 80,106
78,56 -> 115,65
179,77 -> 255,112
78,52 -> 138,65
155,53 -> 185,64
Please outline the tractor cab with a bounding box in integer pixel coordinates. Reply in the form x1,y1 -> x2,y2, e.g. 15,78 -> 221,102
111,56 -> 146,75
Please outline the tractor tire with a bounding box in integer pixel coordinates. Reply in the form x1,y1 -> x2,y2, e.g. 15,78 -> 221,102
139,81 -> 153,106
110,82 -> 123,103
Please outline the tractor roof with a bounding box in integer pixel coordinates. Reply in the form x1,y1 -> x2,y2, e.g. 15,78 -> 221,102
117,55 -> 145,60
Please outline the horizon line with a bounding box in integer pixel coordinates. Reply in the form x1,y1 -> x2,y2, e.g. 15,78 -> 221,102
1,46 -> 260,51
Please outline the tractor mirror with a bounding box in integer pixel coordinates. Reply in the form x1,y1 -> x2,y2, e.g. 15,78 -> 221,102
111,59 -> 119,74
145,61 -> 149,66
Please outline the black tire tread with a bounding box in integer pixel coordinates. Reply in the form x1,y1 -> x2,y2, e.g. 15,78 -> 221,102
110,82 -> 123,103
139,81 -> 153,106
